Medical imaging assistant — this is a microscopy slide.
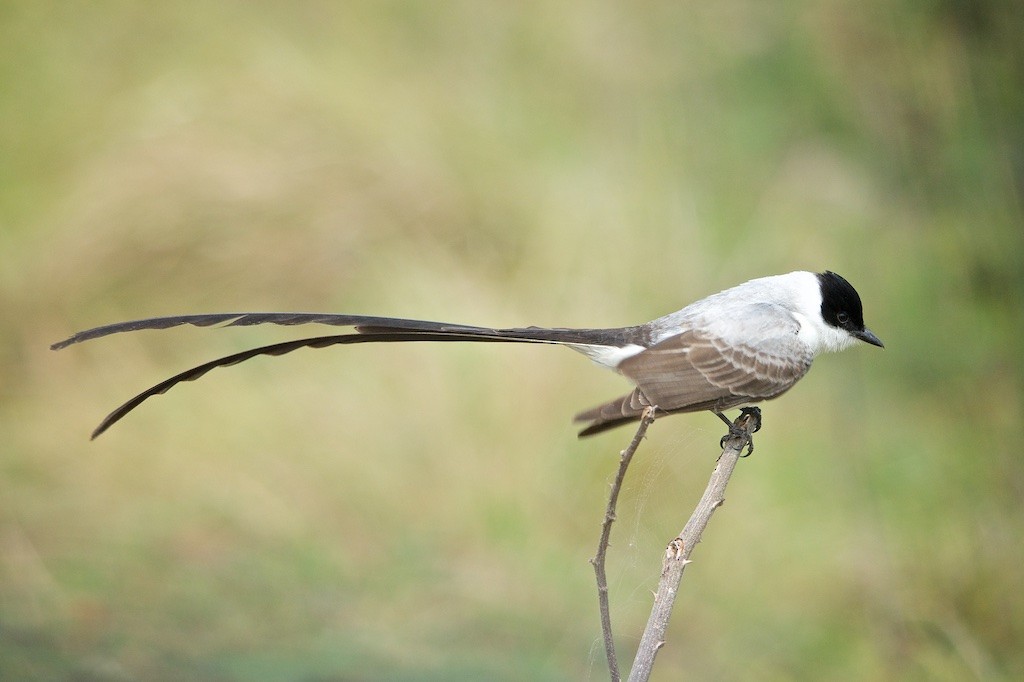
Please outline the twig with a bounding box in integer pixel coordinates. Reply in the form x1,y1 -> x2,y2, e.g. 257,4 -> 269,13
591,406 -> 657,682
626,409 -> 760,682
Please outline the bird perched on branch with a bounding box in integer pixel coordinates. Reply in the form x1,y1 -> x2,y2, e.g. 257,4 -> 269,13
53,270 -> 882,443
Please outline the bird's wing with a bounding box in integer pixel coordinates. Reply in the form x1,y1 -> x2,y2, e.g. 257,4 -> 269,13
617,325 -> 814,413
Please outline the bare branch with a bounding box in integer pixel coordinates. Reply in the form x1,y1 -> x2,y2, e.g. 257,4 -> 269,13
627,409 -> 760,682
591,407 -> 658,682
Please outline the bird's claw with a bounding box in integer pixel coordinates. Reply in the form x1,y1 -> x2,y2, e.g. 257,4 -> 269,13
717,407 -> 762,457
740,406 -> 762,434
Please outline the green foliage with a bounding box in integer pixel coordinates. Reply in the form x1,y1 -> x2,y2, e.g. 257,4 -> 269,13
2,1 -> 1022,679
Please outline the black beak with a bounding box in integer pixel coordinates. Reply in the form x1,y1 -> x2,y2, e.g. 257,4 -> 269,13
855,328 -> 884,348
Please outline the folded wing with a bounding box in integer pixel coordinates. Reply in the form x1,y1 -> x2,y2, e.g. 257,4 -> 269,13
575,326 -> 813,436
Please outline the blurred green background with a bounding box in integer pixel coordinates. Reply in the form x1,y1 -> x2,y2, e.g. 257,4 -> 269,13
3,2 -> 1022,680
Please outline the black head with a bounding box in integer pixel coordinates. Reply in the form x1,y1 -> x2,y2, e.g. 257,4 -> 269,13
816,271 -> 884,347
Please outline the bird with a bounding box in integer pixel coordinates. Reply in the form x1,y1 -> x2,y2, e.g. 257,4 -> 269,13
52,270 -> 883,443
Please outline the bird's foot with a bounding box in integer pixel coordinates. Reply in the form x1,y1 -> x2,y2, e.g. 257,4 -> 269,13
715,407 -> 762,457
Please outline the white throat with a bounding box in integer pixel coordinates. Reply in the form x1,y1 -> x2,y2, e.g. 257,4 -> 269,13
794,311 -> 857,354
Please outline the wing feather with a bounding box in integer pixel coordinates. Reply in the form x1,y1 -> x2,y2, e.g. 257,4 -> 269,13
617,328 -> 813,413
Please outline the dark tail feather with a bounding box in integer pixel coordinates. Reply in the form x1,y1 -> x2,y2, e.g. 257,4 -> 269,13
88,330 -> 569,439
54,312 -> 650,438
51,312 -> 642,350
574,389 -> 660,438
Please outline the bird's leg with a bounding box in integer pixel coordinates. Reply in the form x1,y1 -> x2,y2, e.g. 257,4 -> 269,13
713,407 -> 762,457
713,410 -> 734,429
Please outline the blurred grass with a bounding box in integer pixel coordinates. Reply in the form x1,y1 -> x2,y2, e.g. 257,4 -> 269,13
2,1 -> 1023,680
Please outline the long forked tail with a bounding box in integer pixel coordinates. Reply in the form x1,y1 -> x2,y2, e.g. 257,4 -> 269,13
51,312 -> 644,439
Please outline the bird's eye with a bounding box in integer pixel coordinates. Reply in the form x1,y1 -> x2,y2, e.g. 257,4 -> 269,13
837,311 -> 850,324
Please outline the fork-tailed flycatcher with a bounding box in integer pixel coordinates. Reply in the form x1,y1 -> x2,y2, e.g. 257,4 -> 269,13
52,270 -> 883,441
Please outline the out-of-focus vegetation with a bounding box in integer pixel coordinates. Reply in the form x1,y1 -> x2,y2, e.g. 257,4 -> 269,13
2,2 -> 1022,680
